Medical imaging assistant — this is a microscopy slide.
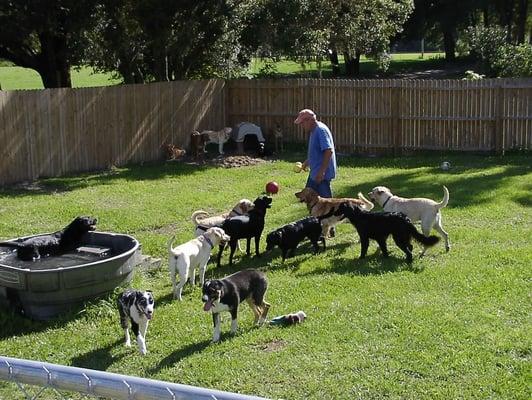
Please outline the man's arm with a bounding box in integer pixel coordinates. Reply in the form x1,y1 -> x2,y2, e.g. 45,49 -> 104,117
315,149 -> 332,183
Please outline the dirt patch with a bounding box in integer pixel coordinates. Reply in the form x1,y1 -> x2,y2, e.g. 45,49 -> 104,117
180,154 -> 270,168
209,155 -> 268,168
255,339 -> 287,352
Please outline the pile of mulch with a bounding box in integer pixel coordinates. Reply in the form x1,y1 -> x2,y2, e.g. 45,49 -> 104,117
207,155 -> 269,168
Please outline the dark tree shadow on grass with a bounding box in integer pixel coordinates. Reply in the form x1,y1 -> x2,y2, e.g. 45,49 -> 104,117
70,339 -> 125,371
336,161 -> 530,209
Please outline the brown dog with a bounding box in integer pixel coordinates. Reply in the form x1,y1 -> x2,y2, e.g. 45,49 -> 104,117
162,143 -> 186,160
190,131 -> 208,162
295,187 -> 374,237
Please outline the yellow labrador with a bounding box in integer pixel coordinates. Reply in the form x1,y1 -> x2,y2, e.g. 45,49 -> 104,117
368,186 -> 450,254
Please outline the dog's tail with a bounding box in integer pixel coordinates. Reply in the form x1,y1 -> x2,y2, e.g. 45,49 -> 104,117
436,186 -> 449,210
0,242 -> 22,249
191,210 -> 210,225
167,235 -> 177,254
409,224 -> 440,247
357,193 -> 374,211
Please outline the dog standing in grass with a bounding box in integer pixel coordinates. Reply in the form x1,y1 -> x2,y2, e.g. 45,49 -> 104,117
168,227 -> 230,301
202,269 -> 270,343
368,186 -> 450,254
334,202 -> 439,263
117,289 -> 154,355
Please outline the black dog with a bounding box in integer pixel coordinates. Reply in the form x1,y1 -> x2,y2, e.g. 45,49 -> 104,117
117,289 -> 155,355
266,216 -> 326,262
335,203 -> 439,262
217,195 -> 272,267
0,216 -> 97,261
202,269 -> 270,343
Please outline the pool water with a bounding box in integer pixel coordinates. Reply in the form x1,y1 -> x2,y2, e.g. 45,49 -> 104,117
0,247 -> 115,271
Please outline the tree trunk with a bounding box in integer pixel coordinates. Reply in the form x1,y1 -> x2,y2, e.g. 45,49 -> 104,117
329,49 -> 340,76
516,0 -> 529,43
442,28 -> 456,61
37,33 -> 72,88
343,51 -> 361,77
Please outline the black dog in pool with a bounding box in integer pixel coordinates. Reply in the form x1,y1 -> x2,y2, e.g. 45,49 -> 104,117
0,216 -> 97,261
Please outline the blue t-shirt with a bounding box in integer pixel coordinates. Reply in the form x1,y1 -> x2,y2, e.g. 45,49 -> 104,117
307,121 -> 337,181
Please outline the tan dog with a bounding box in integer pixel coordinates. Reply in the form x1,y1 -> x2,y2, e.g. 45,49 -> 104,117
191,199 -> 254,235
168,227 -> 230,301
295,187 -> 374,237
162,143 -> 186,160
368,186 -> 450,254
201,127 -> 232,155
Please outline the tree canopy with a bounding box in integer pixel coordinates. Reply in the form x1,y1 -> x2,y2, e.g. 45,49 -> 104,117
0,0 -> 530,87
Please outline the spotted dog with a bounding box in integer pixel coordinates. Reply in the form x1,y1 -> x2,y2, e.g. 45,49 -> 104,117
202,269 -> 270,343
117,289 -> 154,355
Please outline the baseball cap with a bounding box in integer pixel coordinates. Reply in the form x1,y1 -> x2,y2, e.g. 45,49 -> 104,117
294,109 -> 317,124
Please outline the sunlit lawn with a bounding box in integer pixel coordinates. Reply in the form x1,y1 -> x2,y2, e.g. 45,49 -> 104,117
0,152 -> 530,399
0,53 -> 447,90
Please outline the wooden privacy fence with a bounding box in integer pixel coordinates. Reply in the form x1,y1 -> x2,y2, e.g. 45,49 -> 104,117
0,78 -> 531,185
227,78 -> 532,154
0,80 -> 226,185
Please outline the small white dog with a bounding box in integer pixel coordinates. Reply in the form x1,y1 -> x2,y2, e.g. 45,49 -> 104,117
368,186 -> 450,254
168,227 -> 230,301
201,127 -> 232,155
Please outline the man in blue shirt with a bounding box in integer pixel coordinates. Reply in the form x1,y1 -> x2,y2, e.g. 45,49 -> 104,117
294,109 -> 337,198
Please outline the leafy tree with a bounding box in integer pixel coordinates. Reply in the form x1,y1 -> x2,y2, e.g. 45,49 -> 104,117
84,0 -> 249,83
241,0 -> 413,77
0,0 -> 98,88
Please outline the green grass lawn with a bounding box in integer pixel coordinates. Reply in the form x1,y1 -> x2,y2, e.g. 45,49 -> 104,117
0,53 -> 447,90
0,152 -> 530,399
249,52 -> 447,78
0,65 -> 122,90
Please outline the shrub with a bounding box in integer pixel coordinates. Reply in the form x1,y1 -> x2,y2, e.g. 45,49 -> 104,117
493,43 -> 532,77
464,25 -> 532,78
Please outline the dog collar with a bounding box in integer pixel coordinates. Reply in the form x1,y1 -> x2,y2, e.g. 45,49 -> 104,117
203,234 -> 214,248
231,207 -> 242,216
382,195 -> 393,208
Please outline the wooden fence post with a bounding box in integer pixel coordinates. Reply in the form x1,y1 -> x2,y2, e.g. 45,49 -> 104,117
494,84 -> 505,155
391,82 -> 402,156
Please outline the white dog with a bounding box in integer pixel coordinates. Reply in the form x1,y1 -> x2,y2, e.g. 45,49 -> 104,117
168,227 -> 230,301
201,127 -> 232,155
368,186 -> 450,254
191,198 -> 254,236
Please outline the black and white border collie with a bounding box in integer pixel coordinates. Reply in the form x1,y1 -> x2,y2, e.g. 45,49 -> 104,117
202,269 -> 270,343
117,289 -> 154,355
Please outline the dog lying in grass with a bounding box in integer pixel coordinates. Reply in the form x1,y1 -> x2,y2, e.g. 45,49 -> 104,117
202,269 -> 270,343
216,195 -> 272,267
334,202 -> 439,263
0,216 -> 97,261
266,216 -> 326,262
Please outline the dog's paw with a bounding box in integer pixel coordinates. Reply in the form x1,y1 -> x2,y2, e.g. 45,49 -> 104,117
125,341 -> 131,347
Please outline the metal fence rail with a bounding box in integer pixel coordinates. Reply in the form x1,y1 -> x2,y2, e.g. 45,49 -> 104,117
0,356 -> 267,400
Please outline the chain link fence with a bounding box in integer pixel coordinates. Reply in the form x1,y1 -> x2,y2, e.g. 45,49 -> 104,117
0,356 -> 266,400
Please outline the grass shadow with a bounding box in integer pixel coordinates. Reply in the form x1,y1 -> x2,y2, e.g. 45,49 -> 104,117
70,339 -> 125,371
147,338 -> 214,375
337,155 -> 531,209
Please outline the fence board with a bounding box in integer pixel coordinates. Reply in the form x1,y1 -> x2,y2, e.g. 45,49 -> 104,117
0,78 -> 530,185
